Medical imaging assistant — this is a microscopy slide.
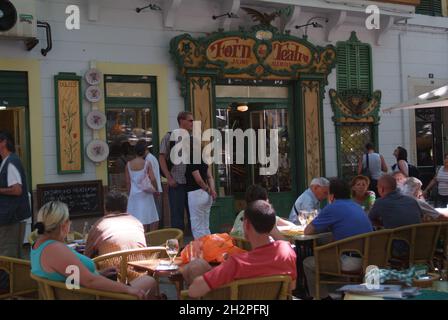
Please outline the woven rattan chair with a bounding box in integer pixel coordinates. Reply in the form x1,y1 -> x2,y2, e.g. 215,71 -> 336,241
314,229 -> 393,299
145,228 -> 184,248
180,275 -> 292,300
93,247 -> 167,283
30,273 -> 136,300
0,256 -> 38,299
28,230 -> 83,245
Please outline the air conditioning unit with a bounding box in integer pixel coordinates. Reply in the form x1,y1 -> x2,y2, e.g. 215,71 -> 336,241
0,0 -> 37,39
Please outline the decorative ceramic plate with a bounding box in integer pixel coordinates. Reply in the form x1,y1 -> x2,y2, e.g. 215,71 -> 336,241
86,140 -> 109,163
86,110 -> 106,130
85,68 -> 102,85
85,85 -> 102,103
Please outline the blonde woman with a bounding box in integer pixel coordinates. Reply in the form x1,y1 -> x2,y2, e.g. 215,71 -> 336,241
30,201 -> 157,299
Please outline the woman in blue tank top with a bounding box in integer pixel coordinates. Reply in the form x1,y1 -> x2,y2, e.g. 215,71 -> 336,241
31,201 -> 156,299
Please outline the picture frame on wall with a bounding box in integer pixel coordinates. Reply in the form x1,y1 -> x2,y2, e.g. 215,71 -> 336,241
54,72 -> 84,174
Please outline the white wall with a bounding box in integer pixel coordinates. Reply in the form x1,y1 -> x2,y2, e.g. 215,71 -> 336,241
1,0 -> 447,183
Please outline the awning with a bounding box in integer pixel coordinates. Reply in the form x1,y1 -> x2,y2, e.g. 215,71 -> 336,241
382,84 -> 448,113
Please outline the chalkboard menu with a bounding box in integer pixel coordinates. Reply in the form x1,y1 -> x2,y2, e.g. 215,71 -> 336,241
36,180 -> 104,217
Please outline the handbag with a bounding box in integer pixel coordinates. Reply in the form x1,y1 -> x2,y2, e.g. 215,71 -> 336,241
135,162 -> 156,193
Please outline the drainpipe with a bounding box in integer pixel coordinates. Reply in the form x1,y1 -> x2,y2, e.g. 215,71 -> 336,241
398,31 -> 406,148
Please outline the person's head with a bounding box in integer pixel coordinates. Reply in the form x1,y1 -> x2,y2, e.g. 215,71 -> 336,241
0,131 -> 15,154
328,178 -> 351,203
177,111 -> 194,131
351,175 -> 370,197
105,191 -> 128,214
401,177 -> 423,199
444,154 -> 448,167
309,177 -> 330,201
245,185 -> 268,204
394,146 -> 408,162
243,200 -> 276,241
134,140 -> 147,158
365,142 -> 375,152
35,201 -> 70,240
377,175 -> 397,198
392,171 -> 407,188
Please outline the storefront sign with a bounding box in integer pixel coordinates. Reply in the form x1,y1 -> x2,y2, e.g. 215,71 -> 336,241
54,72 -> 84,174
171,30 -> 336,81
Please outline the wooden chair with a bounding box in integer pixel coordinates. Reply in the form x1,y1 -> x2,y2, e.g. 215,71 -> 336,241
93,247 -> 167,283
0,256 -> 38,299
180,275 -> 292,300
232,235 -> 252,251
390,222 -> 441,268
314,229 -> 393,299
145,228 -> 184,248
28,230 -> 83,245
30,274 -> 136,300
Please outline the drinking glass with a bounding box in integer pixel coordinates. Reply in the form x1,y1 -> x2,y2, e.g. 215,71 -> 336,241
166,239 -> 179,265
298,211 -> 307,226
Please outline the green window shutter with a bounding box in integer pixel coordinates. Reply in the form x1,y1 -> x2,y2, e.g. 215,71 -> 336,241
336,34 -> 372,93
416,0 -> 443,16
0,71 -> 28,107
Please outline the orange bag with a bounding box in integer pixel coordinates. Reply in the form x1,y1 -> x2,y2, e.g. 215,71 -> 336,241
181,233 -> 246,264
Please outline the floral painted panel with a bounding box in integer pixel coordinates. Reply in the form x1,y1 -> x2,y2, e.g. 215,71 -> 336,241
303,81 -> 321,185
55,75 -> 84,173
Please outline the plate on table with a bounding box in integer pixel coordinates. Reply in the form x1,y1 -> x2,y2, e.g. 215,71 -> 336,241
156,261 -> 179,271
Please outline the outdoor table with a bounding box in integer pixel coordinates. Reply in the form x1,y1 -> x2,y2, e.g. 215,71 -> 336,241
128,257 -> 184,299
280,229 -> 333,296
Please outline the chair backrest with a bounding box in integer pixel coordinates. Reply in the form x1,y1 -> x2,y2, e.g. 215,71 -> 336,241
93,247 -> 167,283
0,256 -> 38,299
364,229 -> 393,269
145,228 -> 183,248
28,230 -> 83,245
30,273 -> 136,300
181,275 -> 291,300
439,221 -> 448,257
390,222 -> 441,266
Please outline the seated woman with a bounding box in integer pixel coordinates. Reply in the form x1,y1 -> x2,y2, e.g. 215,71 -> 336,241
402,177 -> 448,221
230,185 -> 296,240
30,201 -> 157,299
351,175 -> 376,212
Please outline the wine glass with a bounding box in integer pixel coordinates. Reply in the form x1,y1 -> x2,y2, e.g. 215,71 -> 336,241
166,239 -> 179,266
298,211 -> 307,226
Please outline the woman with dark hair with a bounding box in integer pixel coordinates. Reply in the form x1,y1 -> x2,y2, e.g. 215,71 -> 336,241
230,185 -> 295,240
392,146 -> 409,177
125,140 -> 159,231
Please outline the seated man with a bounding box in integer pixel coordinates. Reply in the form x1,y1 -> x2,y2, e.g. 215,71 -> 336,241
392,171 -> 407,191
369,175 -> 422,229
84,191 -> 147,258
185,200 -> 297,298
231,185 -> 297,241
303,178 -> 373,299
289,177 -> 330,225
401,177 -> 448,221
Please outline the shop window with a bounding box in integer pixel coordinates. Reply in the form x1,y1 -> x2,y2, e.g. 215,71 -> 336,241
105,75 -> 158,192
416,0 -> 443,16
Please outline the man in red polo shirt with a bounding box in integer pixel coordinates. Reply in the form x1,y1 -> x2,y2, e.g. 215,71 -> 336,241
186,200 -> 297,298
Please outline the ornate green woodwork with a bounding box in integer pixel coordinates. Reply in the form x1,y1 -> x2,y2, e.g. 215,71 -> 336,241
170,28 -> 336,97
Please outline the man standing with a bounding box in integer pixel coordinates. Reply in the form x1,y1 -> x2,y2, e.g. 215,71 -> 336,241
288,177 -> 329,225
159,111 -> 194,233
0,131 -> 31,258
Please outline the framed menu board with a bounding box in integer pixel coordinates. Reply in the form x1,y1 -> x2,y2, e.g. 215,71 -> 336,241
36,180 -> 104,218
54,72 -> 84,174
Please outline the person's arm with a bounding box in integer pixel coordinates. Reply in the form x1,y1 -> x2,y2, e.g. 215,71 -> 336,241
124,162 -> 131,194
380,155 -> 388,173
206,166 -> 217,200
398,160 -> 409,177
423,175 -> 438,198
0,183 -> 22,196
192,169 -> 210,193
368,203 -> 383,227
43,242 -> 145,298
146,162 -> 157,190
188,276 -> 211,298
159,134 -> 177,188
276,217 -> 296,227
304,223 -> 316,235
357,157 -> 363,175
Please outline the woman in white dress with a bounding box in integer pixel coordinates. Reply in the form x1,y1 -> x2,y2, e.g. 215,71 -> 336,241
125,141 -> 159,231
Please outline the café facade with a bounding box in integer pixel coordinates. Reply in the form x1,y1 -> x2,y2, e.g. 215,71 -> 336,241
0,0 -> 448,232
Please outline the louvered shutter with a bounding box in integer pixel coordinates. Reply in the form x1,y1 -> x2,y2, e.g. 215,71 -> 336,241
416,0 -> 443,16
0,71 -> 28,107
